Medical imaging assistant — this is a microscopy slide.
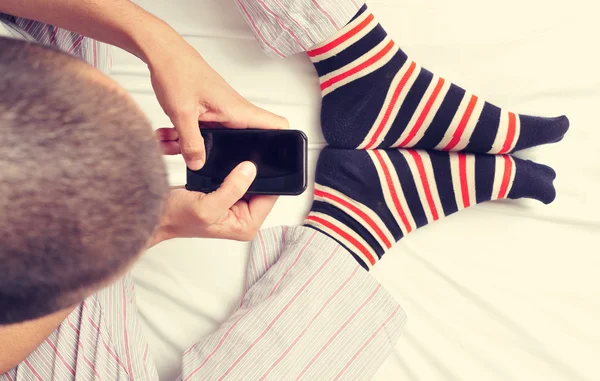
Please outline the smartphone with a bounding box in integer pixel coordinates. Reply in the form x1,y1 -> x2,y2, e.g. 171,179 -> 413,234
186,129 -> 307,195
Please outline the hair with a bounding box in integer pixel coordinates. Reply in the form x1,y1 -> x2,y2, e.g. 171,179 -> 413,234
0,37 -> 169,324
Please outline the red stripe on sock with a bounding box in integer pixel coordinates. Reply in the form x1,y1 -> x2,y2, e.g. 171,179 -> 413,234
442,95 -> 478,151
458,153 -> 471,208
364,61 -> 417,149
408,151 -> 440,221
499,112 -> 517,154
306,215 -> 376,265
320,40 -> 395,91
315,189 -> 392,249
308,14 -> 375,57
398,78 -> 445,147
372,151 -> 413,233
497,155 -> 513,199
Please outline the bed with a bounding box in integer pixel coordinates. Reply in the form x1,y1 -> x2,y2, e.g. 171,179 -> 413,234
109,0 -> 600,380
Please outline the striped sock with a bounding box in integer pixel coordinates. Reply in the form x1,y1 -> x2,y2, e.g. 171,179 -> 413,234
308,5 -> 569,154
304,148 -> 556,270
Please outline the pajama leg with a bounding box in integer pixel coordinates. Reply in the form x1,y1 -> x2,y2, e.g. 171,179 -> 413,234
234,0 -> 362,57
1,275 -> 159,381
180,226 -> 406,381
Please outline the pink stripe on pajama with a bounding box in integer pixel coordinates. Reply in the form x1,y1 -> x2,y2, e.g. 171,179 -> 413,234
180,226 -> 406,380
4,17 -> 111,72
258,266 -> 361,381
2,227 -> 405,380
216,247 -> 340,381
235,0 -> 363,57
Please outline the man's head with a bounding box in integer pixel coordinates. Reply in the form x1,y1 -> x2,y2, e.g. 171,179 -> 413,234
0,37 -> 168,324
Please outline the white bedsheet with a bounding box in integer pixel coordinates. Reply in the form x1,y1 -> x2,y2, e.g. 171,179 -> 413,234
110,1 -> 600,380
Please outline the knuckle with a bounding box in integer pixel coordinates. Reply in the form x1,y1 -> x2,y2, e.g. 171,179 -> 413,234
279,116 -> 290,129
180,142 -> 205,157
171,104 -> 197,119
227,182 -> 247,200
197,101 -> 213,116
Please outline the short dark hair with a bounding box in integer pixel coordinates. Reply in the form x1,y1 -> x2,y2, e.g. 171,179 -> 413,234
0,37 -> 168,324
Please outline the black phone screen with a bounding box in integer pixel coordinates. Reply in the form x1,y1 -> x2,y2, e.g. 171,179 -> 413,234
186,129 -> 307,195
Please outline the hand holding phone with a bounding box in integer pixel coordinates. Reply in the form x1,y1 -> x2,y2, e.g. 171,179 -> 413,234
185,129 -> 308,195
151,161 -> 279,245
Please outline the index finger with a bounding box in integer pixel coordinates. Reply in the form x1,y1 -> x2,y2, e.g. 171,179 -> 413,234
234,103 -> 289,130
170,111 -> 206,170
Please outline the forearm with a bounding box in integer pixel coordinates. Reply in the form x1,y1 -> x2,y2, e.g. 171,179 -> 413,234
145,188 -> 180,249
0,307 -> 73,374
0,0 -> 184,64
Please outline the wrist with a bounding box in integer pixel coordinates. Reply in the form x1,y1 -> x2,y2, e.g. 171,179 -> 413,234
147,201 -> 178,248
127,18 -> 198,67
148,222 -> 175,248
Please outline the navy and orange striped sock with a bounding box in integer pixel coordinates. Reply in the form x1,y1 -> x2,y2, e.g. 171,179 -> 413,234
304,148 -> 556,270
308,5 -> 569,154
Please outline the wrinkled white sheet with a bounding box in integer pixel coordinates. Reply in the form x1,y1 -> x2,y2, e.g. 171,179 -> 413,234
109,1 -> 600,380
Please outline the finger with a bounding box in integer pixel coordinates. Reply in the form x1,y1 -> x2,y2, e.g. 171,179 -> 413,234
199,122 -> 225,129
170,110 -> 206,170
246,106 -> 289,130
248,195 -> 278,224
201,161 -> 257,221
159,140 -> 181,155
155,127 -> 179,142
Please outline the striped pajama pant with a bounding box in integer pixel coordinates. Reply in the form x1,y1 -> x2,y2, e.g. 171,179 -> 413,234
2,227 -> 405,380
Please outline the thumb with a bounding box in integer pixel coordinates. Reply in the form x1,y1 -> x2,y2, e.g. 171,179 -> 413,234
171,111 -> 206,170
201,161 -> 257,219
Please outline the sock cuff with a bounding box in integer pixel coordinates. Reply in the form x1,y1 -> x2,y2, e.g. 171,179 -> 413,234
305,212 -> 379,271
307,4 -> 378,63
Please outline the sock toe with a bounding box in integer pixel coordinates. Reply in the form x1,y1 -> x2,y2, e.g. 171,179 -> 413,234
550,115 -> 570,143
513,115 -> 570,152
509,159 -> 557,204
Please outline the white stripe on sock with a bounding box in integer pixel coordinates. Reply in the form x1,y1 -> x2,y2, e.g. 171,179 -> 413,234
491,155 -> 504,200
449,153 -> 465,210
434,92 -> 474,150
507,156 -> 517,196
509,114 -> 521,152
314,184 -> 395,250
420,151 -> 445,219
392,76 -> 451,148
320,36 -> 398,97
398,150 -> 443,223
491,155 -> 517,200
466,153 -> 476,207
488,109 -> 510,154
305,212 -> 376,268
447,96 -> 485,151
367,150 -> 416,235
357,61 -> 421,149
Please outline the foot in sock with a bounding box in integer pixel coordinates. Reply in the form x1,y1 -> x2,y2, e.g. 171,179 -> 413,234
304,148 -> 556,270
308,5 -> 569,154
